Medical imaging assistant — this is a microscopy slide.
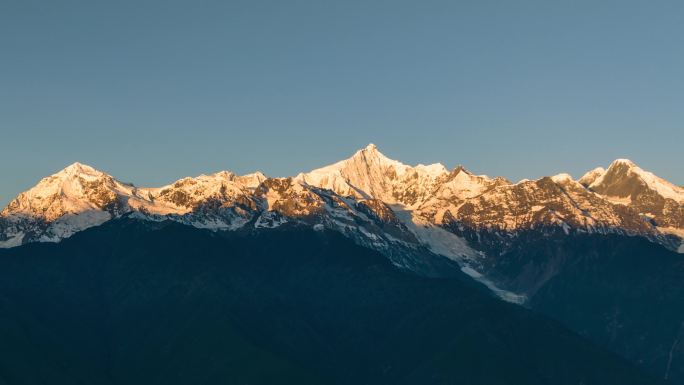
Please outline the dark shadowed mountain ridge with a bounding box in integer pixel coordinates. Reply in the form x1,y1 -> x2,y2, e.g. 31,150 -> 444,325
0,218 -> 663,385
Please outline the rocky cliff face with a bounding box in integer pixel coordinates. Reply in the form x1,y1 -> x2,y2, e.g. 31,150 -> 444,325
582,159 -> 684,231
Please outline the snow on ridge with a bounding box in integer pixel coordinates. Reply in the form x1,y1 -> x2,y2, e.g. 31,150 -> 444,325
0,162 -> 270,247
611,158 -> 637,167
659,227 -> 684,254
414,163 -> 449,178
294,143 -> 450,205
629,167 -> 684,203
551,173 -> 574,183
3,151 -> 684,257
0,232 -> 24,248
589,159 -> 684,203
579,167 -> 606,186
3,148 -> 683,305
392,206 -> 526,304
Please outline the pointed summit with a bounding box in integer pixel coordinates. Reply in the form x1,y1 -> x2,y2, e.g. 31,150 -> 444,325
593,159 -> 641,184
61,161 -> 102,174
295,144 -> 406,200
609,158 -> 637,168
588,159 -> 684,203
1,161 -> 123,220
0,162 -> 133,248
295,144 -> 448,206
579,167 -> 606,187
348,143 -> 448,178
347,143 -> 405,171
49,162 -> 112,184
66,161 -> 88,169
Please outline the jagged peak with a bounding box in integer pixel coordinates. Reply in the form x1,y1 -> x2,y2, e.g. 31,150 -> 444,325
235,171 -> 268,189
209,170 -> 237,179
66,161 -> 90,169
609,158 -> 638,168
584,159 -> 640,186
57,162 -> 106,178
449,165 -> 490,178
447,166 -> 476,181
244,171 -> 267,179
350,143 -> 406,169
447,166 -> 505,185
2,146 -> 682,254
1,161 -> 124,221
414,163 -> 449,177
589,159 -> 684,203
582,166 -> 606,176
351,143 -> 380,159
307,144 -> 448,182
364,143 -> 378,151
300,144 -> 405,180
578,167 -> 606,187
596,159 -> 652,184
159,170 -> 267,192
23,162 -> 115,196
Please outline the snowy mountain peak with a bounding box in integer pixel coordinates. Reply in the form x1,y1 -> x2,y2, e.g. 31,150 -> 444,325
56,162 -> 110,179
610,158 -> 638,168
295,144 -> 449,206
235,171 -> 268,189
1,162 -> 126,220
551,173 -> 574,184
588,159 -> 684,204
420,166 -> 502,207
365,143 -> 378,151
0,164 -> 269,247
579,167 -> 606,187
415,163 -> 449,178
350,144 -> 409,173
157,170 -> 267,192
209,170 -> 237,179
2,150 -> 682,258
63,161 -> 95,172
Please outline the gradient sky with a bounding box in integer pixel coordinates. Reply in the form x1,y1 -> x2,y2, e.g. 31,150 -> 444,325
1,0 -> 683,207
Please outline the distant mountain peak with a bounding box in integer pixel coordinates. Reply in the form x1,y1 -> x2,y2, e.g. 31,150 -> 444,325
349,143 -> 408,171
209,170 -> 237,179
587,159 -> 684,205
2,148 -> 682,255
551,173 -> 574,184
579,167 -> 606,187
610,158 -> 638,168
235,171 -> 268,189
48,162 -> 107,179
364,142 -> 378,151
295,144 -> 448,206
58,162 -> 106,177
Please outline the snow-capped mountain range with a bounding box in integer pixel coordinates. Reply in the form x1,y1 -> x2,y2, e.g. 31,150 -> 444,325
2,144 -> 683,301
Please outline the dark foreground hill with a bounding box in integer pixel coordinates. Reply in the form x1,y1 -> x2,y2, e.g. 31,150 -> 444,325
0,219 -> 662,385
480,233 -> 684,383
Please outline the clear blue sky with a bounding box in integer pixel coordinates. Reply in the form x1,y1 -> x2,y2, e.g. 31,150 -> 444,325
2,0 -> 683,207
